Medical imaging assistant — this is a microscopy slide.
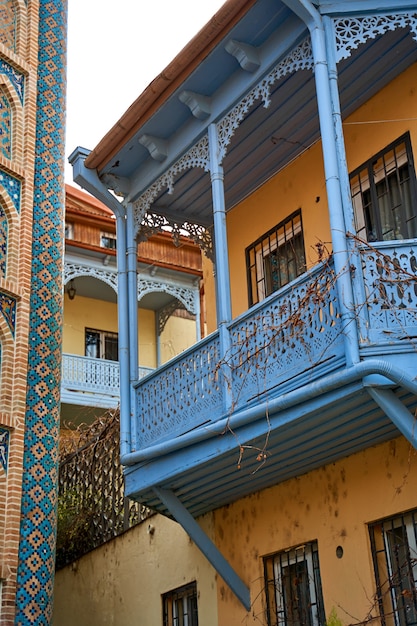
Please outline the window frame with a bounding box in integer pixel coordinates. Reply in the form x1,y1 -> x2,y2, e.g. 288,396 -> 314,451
263,540 -> 326,626
350,133 -> 417,243
246,209 -> 306,307
85,327 -> 119,362
162,581 -> 199,626
369,510 -> 417,626
100,231 -> 117,250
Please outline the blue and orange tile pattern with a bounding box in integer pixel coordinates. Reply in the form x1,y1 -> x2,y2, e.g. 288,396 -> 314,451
14,0 -> 66,623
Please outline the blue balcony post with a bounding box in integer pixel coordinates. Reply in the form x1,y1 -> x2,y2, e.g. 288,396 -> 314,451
208,123 -> 233,411
322,14 -> 368,343
282,0 -> 360,366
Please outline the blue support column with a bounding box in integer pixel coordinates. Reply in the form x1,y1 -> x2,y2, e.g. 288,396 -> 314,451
282,0 -> 360,367
154,486 -> 251,611
208,123 -> 233,412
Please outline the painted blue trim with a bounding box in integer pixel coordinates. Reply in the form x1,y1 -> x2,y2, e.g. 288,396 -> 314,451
319,1 -> 417,15
122,359 -> 417,466
154,486 -> 251,611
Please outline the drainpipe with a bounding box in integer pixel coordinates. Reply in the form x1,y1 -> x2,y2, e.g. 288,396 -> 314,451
208,123 -> 233,411
126,203 -> 139,451
282,0 -> 360,366
69,147 -> 131,458
123,358 -> 417,465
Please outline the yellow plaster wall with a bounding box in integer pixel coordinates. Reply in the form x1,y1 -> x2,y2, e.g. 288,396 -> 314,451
63,294 -> 157,368
53,513 -> 218,626
213,436 -> 417,626
160,314 -> 197,364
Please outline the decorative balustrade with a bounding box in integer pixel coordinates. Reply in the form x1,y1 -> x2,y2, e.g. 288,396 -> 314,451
62,353 -> 153,398
135,333 -> 223,447
229,261 -> 345,404
135,260 -> 345,448
358,240 -> 417,344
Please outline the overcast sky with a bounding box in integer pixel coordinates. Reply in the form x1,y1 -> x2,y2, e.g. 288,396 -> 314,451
65,0 -> 225,183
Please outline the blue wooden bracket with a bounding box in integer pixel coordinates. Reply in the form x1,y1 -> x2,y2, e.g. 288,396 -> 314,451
153,486 -> 251,611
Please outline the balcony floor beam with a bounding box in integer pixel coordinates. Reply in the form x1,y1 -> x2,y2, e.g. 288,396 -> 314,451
153,486 -> 251,611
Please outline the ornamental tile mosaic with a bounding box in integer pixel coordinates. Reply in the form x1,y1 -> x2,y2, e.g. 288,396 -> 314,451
0,58 -> 25,104
0,167 -> 21,212
14,0 -> 66,624
0,88 -> 12,160
0,0 -> 17,52
0,289 -> 16,336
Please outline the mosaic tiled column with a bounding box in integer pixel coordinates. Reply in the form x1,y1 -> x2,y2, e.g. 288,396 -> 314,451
14,1 -> 67,624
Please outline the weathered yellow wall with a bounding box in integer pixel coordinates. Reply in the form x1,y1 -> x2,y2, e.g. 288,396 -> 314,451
53,513 -> 218,626
215,62 -> 417,321
213,435 -> 417,626
160,314 -> 197,364
63,294 -> 156,368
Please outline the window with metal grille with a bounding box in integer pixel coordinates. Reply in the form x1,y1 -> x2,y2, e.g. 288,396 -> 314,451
264,541 -> 326,626
162,582 -> 198,626
350,133 -> 417,243
369,510 -> 417,626
246,210 -> 305,307
85,328 -> 118,361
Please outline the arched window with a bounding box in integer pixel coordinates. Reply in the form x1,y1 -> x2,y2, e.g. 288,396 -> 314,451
0,88 -> 12,160
0,1 -> 18,52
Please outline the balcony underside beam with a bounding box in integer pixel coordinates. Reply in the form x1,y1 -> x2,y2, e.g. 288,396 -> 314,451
153,486 -> 251,611
366,387 -> 417,449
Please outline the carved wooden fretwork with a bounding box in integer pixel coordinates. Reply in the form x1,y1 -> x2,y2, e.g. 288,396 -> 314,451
64,262 -> 118,292
137,275 -> 198,315
334,13 -> 417,63
216,37 -> 313,163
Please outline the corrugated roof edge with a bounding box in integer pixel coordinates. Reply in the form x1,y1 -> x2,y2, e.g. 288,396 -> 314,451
84,0 -> 255,174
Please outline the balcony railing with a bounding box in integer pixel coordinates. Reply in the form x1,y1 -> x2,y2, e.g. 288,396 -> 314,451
135,259 -> 346,448
134,240 -> 417,450
62,353 -> 153,406
358,239 -> 417,345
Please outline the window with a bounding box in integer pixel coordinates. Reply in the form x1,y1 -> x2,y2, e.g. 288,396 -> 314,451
85,328 -> 118,361
100,231 -> 117,250
350,133 -> 417,242
246,210 -> 305,306
163,582 -> 198,626
369,510 -> 417,626
64,222 -> 74,239
264,541 -> 326,626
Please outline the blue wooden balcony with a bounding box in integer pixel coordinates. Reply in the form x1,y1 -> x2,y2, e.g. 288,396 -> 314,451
124,240 -> 417,517
61,353 -> 153,409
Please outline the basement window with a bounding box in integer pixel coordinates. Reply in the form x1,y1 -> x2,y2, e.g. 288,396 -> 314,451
369,510 -> 417,626
246,210 -> 305,306
163,582 -> 199,626
350,133 -> 417,242
264,540 -> 326,626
